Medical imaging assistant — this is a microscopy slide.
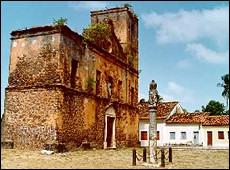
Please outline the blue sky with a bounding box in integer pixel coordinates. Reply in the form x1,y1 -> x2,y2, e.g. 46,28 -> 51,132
1,1 -> 229,115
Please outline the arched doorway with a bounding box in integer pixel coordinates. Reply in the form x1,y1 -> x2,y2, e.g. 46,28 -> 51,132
104,106 -> 116,149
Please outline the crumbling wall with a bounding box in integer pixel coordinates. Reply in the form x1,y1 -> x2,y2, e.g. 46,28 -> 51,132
82,97 -> 97,146
3,23 -> 139,150
93,50 -> 138,106
91,7 -> 138,70
59,33 -> 85,90
1,88 -> 60,149
115,103 -> 139,147
8,33 -> 61,87
56,88 -> 86,149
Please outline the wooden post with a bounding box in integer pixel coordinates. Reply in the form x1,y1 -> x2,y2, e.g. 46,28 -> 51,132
143,148 -> 147,162
169,147 -> 172,163
161,148 -> 165,167
132,148 -> 136,166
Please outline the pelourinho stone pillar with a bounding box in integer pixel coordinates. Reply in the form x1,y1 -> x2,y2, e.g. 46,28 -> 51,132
148,80 -> 158,164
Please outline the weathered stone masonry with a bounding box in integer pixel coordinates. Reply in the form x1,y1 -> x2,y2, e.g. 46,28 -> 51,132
1,7 -> 139,150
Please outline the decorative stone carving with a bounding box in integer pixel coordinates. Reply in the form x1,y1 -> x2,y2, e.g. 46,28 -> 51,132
149,80 -> 158,108
148,80 -> 159,165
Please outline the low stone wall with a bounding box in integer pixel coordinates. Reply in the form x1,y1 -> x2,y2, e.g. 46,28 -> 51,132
1,88 -> 60,150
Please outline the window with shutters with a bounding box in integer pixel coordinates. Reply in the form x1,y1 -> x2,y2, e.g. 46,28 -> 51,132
218,131 -> 224,139
170,132 -> 176,140
141,131 -> 148,140
181,132 -> 187,140
157,131 -> 160,140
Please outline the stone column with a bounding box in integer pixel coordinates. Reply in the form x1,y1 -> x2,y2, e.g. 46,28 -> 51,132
148,80 -> 158,164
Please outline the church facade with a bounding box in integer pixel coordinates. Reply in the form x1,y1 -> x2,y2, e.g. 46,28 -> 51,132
1,7 -> 139,150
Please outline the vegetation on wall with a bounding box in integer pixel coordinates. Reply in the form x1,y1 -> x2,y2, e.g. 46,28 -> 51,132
128,55 -> 137,67
82,22 -> 111,45
123,3 -> 132,8
122,3 -> 138,18
53,17 -> 68,25
86,78 -> 96,91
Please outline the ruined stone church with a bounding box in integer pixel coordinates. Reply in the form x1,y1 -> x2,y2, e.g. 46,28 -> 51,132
1,6 -> 139,150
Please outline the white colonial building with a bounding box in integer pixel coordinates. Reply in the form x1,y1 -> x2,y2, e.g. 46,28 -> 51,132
138,102 -> 229,148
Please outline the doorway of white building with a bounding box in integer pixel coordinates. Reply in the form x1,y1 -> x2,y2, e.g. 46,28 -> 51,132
193,131 -> 199,145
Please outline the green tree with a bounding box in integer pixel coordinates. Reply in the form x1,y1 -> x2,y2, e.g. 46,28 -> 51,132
217,74 -> 229,107
53,17 -> 68,25
194,110 -> 200,112
139,98 -> 146,103
183,109 -> 188,113
202,100 -> 226,115
157,95 -> 164,102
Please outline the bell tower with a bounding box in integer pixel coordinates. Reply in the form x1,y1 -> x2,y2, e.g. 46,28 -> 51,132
91,7 -> 138,58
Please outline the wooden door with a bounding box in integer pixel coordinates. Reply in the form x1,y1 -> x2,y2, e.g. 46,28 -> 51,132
207,131 -> 212,146
193,131 -> 199,145
107,117 -> 114,147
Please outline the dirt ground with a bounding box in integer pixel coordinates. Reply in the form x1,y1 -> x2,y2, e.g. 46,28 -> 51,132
1,147 -> 229,169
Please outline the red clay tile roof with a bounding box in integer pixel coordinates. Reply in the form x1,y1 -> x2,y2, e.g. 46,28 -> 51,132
138,102 -> 179,120
166,112 -> 210,124
202,115 -> 229,126
166,113 -> 229,126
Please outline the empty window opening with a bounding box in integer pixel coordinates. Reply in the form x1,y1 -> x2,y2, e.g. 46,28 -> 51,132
131,87 -> 134,105
118,80 -> 122,100
96,70 -> 101,95
71,59 -> 78,88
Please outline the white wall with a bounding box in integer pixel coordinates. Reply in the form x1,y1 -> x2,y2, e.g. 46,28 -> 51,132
202,126 -> 229,147
139,121 -> 203,147
139,120 -> 164,146
164,124 -> 202,145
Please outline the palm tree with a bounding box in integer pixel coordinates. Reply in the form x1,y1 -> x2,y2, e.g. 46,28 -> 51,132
157,95 -> 164,102
217,74 -> 229,108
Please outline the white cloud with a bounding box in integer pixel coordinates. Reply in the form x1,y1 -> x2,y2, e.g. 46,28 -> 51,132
160,93 -> 177,102
168,82 -> 186,95
186,43 -> 229,64
139,93 -> 148,101
142,6 -> 229,45
161,82 -> 197,111
69,1 -> 108,11
177,59 -> 193,69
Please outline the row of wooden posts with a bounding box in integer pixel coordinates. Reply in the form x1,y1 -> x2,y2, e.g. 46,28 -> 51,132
132,147 -> 172,167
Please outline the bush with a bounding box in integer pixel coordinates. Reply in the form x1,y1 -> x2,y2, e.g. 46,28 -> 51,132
53,17 -> 68,26
82,23 -> 111,44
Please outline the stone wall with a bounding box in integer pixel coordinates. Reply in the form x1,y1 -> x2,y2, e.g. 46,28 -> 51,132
2,12 -> 139,150
56,88 -> 86,149
9,33 -> 61,87
91,7 -> 138,58
1,88 -> 60,149
115,103 -> 139,147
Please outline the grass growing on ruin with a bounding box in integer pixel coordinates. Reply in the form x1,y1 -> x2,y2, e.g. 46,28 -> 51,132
1,147 -> 229,169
